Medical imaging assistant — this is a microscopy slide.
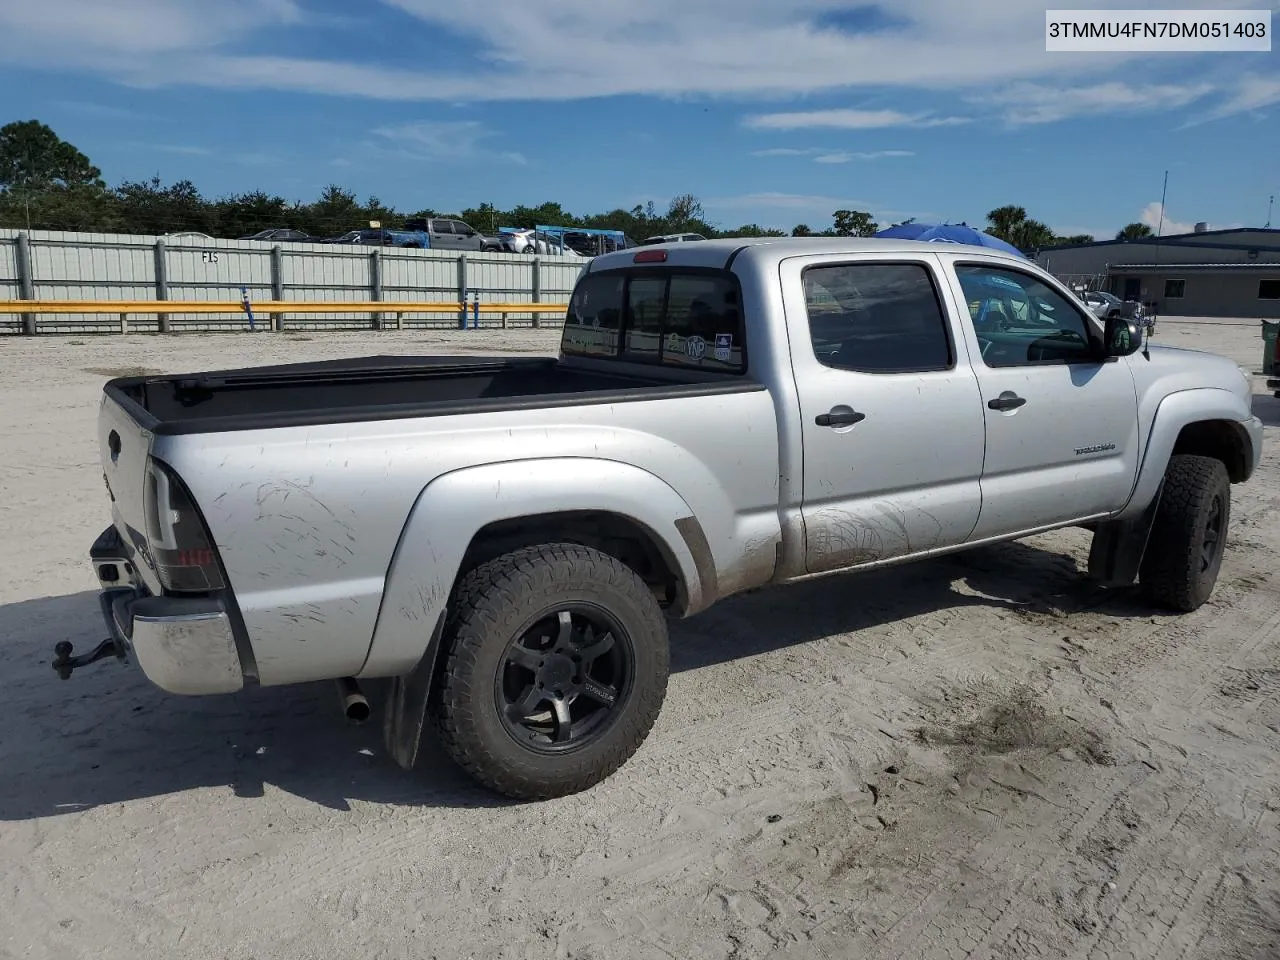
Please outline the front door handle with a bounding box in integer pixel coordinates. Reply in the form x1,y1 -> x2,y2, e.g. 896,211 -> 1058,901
816,409 -> 867,428
987,392 -> 1027,411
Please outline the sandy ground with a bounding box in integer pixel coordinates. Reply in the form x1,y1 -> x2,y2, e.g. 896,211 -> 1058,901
2,319 -> 1279,960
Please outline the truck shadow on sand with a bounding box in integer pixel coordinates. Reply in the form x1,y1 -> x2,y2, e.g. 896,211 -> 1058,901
1253,392 -> 1280,428
671,537 -> 1158,671
0,540 -> 1156,821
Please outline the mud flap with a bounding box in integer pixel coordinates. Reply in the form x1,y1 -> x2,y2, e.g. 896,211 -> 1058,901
1087,483 -> 1164,588
382,612 -> 446,770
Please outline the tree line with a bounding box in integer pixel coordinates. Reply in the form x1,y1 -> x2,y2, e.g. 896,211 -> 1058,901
1,119 -> 1151,250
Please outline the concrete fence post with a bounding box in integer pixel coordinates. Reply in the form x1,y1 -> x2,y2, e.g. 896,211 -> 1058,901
270,245 -> 285,331
530,258 -> 543,329
370,248 -> 383,330
16,232 -> 35,335
457,253 -> 469,329
154,238 -> 170,333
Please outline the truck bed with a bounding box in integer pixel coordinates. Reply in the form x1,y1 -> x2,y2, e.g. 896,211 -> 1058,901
104,354 -> 760,435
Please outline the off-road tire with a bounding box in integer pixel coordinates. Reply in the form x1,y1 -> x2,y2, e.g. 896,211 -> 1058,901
1139,454 -> 1231,612
432,543 -> 669,800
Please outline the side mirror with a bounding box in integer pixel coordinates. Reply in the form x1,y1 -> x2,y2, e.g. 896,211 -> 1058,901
1104,315 -> 1144,357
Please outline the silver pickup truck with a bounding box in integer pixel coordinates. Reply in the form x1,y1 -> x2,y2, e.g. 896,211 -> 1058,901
67,238 -> 1263,800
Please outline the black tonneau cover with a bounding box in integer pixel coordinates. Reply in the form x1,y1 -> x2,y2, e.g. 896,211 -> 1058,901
104,354 -> 761,436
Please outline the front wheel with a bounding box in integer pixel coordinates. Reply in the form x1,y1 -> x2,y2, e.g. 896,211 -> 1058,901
432,543 -> 670,800
1139,455 -> 1231,612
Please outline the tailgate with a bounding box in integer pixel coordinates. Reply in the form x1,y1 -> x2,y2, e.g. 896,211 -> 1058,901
98,390 -> 163,595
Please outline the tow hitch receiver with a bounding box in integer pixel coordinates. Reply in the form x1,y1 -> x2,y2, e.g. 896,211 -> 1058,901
52,639 -> 122,680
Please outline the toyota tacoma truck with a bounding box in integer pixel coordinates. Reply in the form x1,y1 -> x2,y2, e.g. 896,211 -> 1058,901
67,238 -> 1264,801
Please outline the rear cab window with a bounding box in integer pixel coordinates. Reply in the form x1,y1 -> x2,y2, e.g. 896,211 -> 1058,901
562,268 -> 747,373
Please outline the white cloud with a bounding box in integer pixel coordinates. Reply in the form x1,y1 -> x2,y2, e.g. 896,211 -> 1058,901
0,0 -> 301,57
0,0 -> 1192,105
813,149 -> 915,163
980,80 -> 1216,125
370,120 -> 526,165
1139,202 -> 1196,237
0,0 -> 1270,134
157,144 -> 211,156
374,120 -> 490,156
751,147 -> 822,157
1184,73 -> 1280,125
751,147 -> 915,162
744,109 -> 968,130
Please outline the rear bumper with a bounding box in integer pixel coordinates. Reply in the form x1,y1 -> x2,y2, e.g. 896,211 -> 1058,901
91,526 -> 245,695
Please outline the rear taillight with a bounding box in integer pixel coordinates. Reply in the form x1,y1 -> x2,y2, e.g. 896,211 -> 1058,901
143,459 -> 226,593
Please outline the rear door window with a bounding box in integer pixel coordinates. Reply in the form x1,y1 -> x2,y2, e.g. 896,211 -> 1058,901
802,262 -> 953,373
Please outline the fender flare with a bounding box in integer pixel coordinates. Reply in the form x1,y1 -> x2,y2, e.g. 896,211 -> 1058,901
359,457 -> 707,682
1115,387 -> 1253,522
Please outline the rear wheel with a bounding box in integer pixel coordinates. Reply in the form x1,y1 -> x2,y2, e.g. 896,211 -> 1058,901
433,543 -> 669,800
1139,455 -> 1231,612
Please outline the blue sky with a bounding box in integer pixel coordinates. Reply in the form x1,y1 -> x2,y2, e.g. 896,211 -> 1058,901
0,0 -> 1276,238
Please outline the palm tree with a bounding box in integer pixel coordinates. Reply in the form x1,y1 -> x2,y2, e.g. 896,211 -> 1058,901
1115,222 -> 1154,241
984,205 -> 1056,253
985,205 -> 1028,243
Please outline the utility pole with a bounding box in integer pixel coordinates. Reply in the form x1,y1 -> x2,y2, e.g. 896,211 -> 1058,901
1267,194 -> 1274,229
1156,170 -> 1168,237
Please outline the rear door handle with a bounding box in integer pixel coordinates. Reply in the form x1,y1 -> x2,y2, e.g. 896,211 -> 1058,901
987,393 -> 1027,411
815,409 -> 867,428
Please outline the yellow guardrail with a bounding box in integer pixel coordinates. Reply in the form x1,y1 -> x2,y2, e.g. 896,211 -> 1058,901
0,299 -> 567,314
0,299 -> 568,333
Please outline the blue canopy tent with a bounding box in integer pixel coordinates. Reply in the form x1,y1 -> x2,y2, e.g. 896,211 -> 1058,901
873,222 -> 1026,258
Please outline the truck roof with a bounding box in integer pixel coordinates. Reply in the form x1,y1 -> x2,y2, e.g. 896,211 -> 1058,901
585,236 -> 1031,273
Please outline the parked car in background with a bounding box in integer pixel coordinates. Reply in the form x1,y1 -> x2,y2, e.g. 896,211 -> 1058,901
325,228 -> 431,248
562,231 -> 634,256
498,228 -> 541,254
163,231 -> 215,242
1083,290 -> 1144,321
640,232 -> 708,245
403,218 -> 503,252
1083,290 -> 1154,335
500,229 -> 584,256
240,228 -> 315,243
